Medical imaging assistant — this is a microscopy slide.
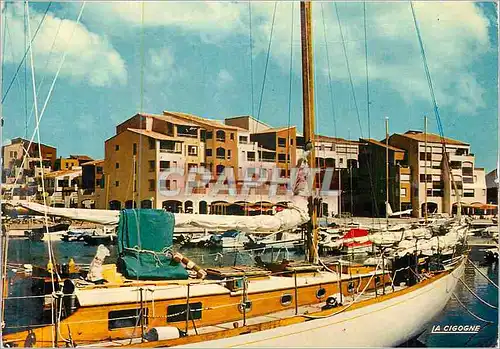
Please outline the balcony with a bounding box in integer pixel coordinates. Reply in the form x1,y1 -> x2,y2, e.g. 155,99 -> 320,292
159,148 -> 181,154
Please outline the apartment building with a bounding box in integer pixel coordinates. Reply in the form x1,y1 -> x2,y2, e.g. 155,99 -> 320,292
349,139 -> 410,217
103,112 -> 205,211
42,168 -> 82,207
79,159 -> 104,208
389,130 -> 486,217
2,137 -> 57,183
163,111 -> 240,179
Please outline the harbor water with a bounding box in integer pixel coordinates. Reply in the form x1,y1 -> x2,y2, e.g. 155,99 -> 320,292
3,239 -> 498,347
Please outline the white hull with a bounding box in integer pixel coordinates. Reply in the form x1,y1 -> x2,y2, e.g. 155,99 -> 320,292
177,259 -> 465,348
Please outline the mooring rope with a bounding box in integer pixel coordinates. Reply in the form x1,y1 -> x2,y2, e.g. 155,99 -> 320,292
452,293 -> 494,324
467,257 -> 499,289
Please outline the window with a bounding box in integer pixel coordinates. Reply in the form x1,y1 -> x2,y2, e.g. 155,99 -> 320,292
148,160 -> 155,172
278,138 -> 286,147
188,145 -> 198,156
339,158 -> 343,164
239,136 -> 248,144
216,130 -> 226,142
133,143 -> 137,155
149,138 -> 155,150
206,131 -> 213,139
462,167 -> 473,176
115,162 -> 120,169
96,166 -> 103,174
432,181 -> 443,189
167,303 -> 202,323
115,144 -> 120,151
464,189 -> 474,197
205,148 -> 212,157
290,138 -> 294,145
115,181 -> 120,187
432,190 -> 443,197
316,288 -> 326,299
108,309 -> 148,330
278,154 -> 286,163
280,294 -> 293,306
400,174 -> 410,182
450,161 -> 461,169
419,174 -> 432,183
149,179 -> 155,191
247,151 -> 256,162
463,177 -> 474,183
158,161 -> 170,172
9,151 -> 13,157
420,152 -> 432,161
400,188 -> 407,197
230,133 -> 234,140
216,147 -> 225,159
227,149 -> 232,159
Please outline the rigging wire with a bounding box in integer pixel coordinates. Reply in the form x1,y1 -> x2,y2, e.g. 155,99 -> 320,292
256,1 -> 278,122
326,3 -> 380,219
25,17 -> 64,133
248,2 -> 254,117
286,2 -> 294,180
25,2 -> 56,345
320,3 -> 337,139
409,2 -> 462,212
24,4 -> 28,138
254,1 -> 277,215
1,1 -> 52,104
363,2 -> 376,225
334,3 -> 364,137
8,2 -> 86,206
363,2 -> 370,140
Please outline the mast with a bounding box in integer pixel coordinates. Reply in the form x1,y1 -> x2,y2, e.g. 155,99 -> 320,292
385,116 -> 389,226
300,1 -> 318,264
424,115 -> 428,223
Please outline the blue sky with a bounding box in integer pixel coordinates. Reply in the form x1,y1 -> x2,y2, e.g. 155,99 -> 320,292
1,1 -> 498,171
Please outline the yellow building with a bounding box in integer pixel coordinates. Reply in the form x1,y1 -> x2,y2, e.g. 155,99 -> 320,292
102,113 -> 205,210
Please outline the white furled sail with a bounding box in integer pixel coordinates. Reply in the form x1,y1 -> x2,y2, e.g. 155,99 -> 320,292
17,201 -> 120,225
16,198 -> 309,233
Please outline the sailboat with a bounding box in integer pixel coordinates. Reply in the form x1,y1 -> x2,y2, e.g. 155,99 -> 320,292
1,2 -> 468,348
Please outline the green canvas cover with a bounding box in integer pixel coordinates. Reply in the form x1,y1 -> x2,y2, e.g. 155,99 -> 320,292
116,209 -> 188,280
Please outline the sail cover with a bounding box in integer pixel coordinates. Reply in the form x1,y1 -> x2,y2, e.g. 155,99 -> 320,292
116,209 -> 188,280
17,198 -> 309,233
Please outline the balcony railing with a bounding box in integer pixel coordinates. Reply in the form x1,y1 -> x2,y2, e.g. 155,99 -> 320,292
261,158 -> 276,163
178,132 -> 198,138
160,148 -> 182,154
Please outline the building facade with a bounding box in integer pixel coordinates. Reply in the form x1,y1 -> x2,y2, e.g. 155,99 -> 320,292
2,137 -> 57,183
389,130 -> 486,217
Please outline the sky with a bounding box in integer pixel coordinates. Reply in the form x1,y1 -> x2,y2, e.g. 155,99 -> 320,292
1,1 -> 498,172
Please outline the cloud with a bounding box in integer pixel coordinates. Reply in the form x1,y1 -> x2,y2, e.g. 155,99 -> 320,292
3,3 -> 127,87
81,2 -> 247,43
74,2 -> 493,114
145,47 -> 175,85
253,2 -> 493,114
216,69 -> 234,87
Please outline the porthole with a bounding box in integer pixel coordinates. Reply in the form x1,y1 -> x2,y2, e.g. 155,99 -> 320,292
238,300 -> 252,313
316,288 -> 326,299
281,294 -> 293,306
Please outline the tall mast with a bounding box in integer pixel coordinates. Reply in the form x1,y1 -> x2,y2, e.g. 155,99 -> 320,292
424,115 -> 428,223
300,1 -> 318,264
385,116 -> 389,226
